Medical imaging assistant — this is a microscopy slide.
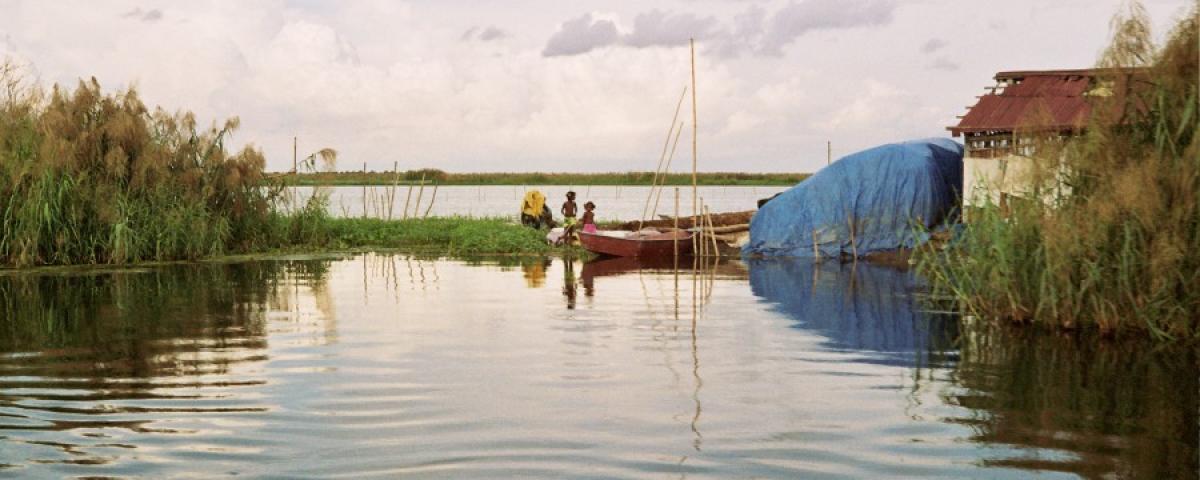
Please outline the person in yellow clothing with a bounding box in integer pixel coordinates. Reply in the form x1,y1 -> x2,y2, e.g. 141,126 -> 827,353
520,190 -> 554,228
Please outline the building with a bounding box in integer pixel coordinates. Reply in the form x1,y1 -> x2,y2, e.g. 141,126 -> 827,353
948,68 -> 1123,217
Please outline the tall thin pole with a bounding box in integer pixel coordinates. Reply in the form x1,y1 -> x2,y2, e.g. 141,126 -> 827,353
293,136 -> 298,174
690,38 -> 698,254
674,187 -> 680,258
826,141 -> 831,166
640,86 -> 688,232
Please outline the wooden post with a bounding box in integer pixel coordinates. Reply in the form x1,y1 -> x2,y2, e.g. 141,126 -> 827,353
812,228 -> 820,260
362,162 -> 367,219
698,196 -> 707,258
423,182 -> 439,218
388,161 -> 399,220
402,177 -> 414,220
293,136 -> 298,174
848,214 -> 858,260
827,140 -> 831,166
690,38 -> 699,256
705,205 -> 719,259
413,173 -> 427,219
674,187 -> 680,258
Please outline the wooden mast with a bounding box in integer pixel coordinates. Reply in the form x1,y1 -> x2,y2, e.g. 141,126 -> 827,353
690,38 -> 698,254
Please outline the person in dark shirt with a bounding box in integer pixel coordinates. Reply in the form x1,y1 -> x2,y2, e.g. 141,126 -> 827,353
561,191 -> 578,238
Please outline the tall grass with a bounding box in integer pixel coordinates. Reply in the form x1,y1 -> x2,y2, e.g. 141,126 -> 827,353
920,3 -> 1199,339
0,62 -> 341,267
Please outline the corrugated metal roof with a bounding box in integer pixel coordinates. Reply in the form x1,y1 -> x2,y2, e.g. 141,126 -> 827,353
949,70 -> 1096,136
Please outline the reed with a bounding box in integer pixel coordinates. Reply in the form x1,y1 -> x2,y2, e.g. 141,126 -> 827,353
0,64 -> 338,267
918,3 -> 1199,340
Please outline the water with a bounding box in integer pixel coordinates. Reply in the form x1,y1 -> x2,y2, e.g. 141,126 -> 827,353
0,255 -> 1194,478
289,185 -> 787,221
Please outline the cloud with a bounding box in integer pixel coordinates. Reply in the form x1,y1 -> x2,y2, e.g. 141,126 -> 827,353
542,13 -> 619,57
122,8 -> 163,22
928,56 -> 959,71
462,25 -> 508,42
478,26 -> 507,41
623,10 -> 719,48
545,2 -> 899,59
709,5 -> 767,58
920,38 -> 947,54
760,0 -> 897,56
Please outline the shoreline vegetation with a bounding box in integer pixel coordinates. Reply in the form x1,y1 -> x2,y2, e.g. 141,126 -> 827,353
274,170 -> 808,187
918,4 -> 1199,340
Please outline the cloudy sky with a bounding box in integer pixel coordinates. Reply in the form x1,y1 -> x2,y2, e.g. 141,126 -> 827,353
0,0 -> 1191,173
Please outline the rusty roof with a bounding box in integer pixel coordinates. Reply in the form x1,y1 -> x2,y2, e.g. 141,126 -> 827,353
949,69 -> 1099,136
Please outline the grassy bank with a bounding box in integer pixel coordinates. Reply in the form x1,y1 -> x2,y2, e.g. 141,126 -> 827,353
276,170 -> 808,187
919,4 -> 1199,340
319,217 -> 553,255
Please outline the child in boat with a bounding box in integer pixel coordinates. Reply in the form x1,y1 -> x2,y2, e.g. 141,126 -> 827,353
581,201 -> 597,233
561,191 -> 578,238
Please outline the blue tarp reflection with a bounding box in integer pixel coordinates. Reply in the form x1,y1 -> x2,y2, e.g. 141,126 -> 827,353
748,258 -> 959,368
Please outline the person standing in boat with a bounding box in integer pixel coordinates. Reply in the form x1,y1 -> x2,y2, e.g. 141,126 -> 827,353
581,201 -> 597,234
561,191 -> 578,239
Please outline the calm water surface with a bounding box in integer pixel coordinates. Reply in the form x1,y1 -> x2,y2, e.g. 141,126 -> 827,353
0,255 -> 1194,478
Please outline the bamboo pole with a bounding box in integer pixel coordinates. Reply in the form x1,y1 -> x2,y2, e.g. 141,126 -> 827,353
848,214 -> 858,260
640,87 -> 688,232
705,205 -> 719,259
293,136 -> 298,174
674,187 -> 680,258
413,173 -> 427,219
402,178 -> 414,220
361,162 -> 368,219
388,161 -> 399,220
423,182 -> 439,218
690,38 -> 699,257
698,196 -> 707,258
651,122 -> 685,222
812,228 -> 820,260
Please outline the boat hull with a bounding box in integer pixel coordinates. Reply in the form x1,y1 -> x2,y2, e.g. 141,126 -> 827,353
578,230 -> 694,258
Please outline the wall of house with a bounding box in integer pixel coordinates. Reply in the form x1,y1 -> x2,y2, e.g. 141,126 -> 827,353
963,152 -> 1070,221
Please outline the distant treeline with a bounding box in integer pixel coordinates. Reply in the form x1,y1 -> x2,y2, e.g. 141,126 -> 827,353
275,169 -> 809,186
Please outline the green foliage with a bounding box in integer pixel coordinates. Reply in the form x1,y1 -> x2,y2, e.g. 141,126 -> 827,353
324,217 -> 551,255
920,4 -> 1200,339
0,66 -> 287,266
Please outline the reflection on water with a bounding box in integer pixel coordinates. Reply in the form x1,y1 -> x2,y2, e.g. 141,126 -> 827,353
950,319 -> 1198,479
747,259 -> 959,368
0,254 -> 1193,478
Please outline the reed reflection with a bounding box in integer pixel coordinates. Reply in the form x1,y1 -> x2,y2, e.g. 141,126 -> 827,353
948,319 -> 1199,479
0,259 -> 334,469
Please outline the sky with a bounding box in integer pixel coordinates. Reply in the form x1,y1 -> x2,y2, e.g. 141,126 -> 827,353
0,0 -> 1192,173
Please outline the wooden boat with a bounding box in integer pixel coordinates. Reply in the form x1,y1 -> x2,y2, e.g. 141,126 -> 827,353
578,229 -> 693,258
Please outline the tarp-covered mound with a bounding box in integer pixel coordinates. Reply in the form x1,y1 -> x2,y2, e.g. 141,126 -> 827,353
743,138 -> 963,258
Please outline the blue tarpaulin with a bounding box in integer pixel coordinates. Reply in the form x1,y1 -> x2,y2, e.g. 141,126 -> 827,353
743,138 -> 963,258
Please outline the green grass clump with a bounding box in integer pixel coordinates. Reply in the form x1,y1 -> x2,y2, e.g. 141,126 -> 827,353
324,217 -> 551,255
0,64 -> 296,267
920,3 -> 1199,340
